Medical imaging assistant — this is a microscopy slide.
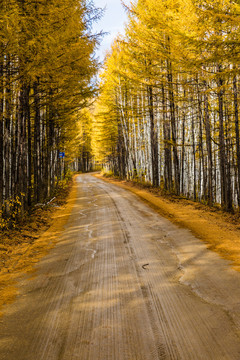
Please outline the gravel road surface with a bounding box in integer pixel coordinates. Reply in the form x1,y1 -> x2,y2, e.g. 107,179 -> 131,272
0,174 -> 240,359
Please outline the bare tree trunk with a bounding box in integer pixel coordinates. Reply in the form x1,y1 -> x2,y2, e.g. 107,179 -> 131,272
225,107 -> 233,211
217,68 -> 227,209
27,87 -> 31,208
196,78 -> 207,202
204,89 -> 213,206
17,84 -> 30,211
148,85 -> 159,186
33,79 -> 41,203
181,113 -> 185,195
167,59 -> 180,195
117,121 -> 127,178
4,54 -> 11,207
162,84 -> 172,191
233,74 -> 240,207
191,104 -> 197,201
0,49 -> 4,205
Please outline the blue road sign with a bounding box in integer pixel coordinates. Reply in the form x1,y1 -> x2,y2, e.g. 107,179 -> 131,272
59,152 -> 65,158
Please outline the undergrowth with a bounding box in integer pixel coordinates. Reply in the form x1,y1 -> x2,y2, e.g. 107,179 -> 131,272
0,172 -> 74,232
0,194 -> 25,231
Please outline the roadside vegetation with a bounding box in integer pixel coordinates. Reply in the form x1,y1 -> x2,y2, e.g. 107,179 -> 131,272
0,173 -> 73,261
0,174 -> 78,314
93,0 -> 240,213
0,0 -> 102,230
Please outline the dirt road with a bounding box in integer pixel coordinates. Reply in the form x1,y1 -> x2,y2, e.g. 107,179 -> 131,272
0,174 -> 240,360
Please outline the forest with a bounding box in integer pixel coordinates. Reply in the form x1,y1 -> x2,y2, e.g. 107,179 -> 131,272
2,0 -> 240,230
0,0 -> 100,228
93,0 -> 240,212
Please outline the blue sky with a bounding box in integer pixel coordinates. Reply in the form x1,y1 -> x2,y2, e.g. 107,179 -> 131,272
93,0 -> 130,62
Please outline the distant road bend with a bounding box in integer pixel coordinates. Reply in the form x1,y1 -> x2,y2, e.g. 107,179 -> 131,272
0,174 -> 240,359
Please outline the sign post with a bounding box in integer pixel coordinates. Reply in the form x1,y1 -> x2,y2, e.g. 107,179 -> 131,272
59,152 -> 65,180
59,152 -> 65,158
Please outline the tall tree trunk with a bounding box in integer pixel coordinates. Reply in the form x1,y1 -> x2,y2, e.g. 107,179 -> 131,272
148,85 -> 159,186
48,97 -> 55,196
33,79 -> 41,203
17,84 -> 30,211
162,84 -> 172,191
4,54 -> 11,207
0,49 -> 4,205
233,74 -> 240,207
27,88 -> 31,208
225,107 -> 233,211
181,113 -> 185,195
217,68 -> 227,209
117,121 -> 126,178
167,59 -> 180,195
191,104 -> 197,201
196,78 -> 207,202
204,88 -> 213,206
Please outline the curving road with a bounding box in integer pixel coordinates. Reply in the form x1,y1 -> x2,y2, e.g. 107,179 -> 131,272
0,174 -> 240,359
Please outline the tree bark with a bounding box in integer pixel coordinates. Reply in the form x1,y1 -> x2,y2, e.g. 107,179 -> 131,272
167,59 -> 180,195
217,67 -> 227,209
233,74 -> 240,207
33,79 -> 41,203
0,49 -> 4,205
148,85 -> 159,187
162,84 -> 172,191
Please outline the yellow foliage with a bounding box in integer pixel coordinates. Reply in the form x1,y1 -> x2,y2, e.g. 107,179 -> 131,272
0,194 -> 25,230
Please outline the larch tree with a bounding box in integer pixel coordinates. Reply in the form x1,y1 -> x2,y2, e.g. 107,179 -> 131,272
94,0 -> 240,211
0,0 -> 101,227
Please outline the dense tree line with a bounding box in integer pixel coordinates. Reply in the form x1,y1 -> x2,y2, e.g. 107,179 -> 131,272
76,109 -> 94,173
94,0 -> 240,211
0,0 -> 100,225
